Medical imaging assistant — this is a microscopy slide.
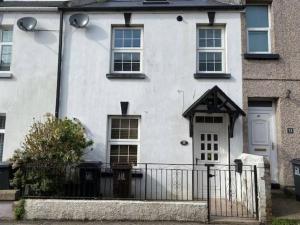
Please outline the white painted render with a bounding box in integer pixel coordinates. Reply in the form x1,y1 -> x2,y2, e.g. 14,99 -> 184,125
60,11 -> 244,164
0,10 -> 243,165
0,12 -> 59,160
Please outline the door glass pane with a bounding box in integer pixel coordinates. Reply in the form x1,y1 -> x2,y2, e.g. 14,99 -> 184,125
248,31 -> 269,52
246,6 -> 269,28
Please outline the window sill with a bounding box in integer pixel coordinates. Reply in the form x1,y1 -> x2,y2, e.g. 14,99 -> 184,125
106,73 -> 146,79
0,72 -> 13,79
194,73 -> 231,79
244,53 -> 280,60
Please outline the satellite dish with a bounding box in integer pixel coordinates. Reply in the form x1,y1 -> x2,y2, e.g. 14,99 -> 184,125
69,13 -> 89,28
17,17 -> 37,32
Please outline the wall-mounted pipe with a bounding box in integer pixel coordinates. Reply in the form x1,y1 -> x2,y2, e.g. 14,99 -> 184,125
55,10 -> 64,118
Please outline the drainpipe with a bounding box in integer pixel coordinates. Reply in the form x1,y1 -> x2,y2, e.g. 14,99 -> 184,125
55,10 -> 64,118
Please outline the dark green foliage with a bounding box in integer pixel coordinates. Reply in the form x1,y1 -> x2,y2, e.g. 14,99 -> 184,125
14,199 -> 25,220
10,114 -> 93,195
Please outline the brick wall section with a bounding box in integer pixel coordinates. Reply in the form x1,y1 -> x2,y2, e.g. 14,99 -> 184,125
242,0 -> 300,186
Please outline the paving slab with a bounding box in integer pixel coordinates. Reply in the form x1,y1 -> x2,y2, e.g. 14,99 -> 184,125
0,201 -> 14,220
272,189 -> 300,219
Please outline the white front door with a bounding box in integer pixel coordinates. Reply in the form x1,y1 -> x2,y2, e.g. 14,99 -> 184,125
193,114 -> 228,165
248,106 -> 278,183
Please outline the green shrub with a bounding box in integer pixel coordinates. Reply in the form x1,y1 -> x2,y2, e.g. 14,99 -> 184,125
14,199 -> 25,220
10,114 -> 93,194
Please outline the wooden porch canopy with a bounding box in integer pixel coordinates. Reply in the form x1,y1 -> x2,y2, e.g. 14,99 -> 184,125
183,85 -> 246,138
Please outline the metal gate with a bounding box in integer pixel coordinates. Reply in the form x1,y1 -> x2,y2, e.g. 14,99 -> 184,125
194,164 -> 259,222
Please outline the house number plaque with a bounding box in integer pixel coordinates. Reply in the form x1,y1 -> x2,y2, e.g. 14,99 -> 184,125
287,128 -> 294,134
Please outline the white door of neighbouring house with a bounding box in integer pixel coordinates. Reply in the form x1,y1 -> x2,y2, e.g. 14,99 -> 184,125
248,105 -> 278,184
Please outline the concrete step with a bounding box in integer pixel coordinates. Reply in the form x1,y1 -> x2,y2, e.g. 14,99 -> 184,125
0,201 -> 14,220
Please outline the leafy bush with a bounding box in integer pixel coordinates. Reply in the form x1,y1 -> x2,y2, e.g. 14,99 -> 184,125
10,114 -> 93,195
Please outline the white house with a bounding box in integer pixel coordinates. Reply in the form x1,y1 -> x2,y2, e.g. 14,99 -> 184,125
0,0 -> 245,167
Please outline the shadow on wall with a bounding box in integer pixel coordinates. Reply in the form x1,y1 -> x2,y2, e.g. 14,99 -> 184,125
85,24 -> 109,50
34,30 -> 58,54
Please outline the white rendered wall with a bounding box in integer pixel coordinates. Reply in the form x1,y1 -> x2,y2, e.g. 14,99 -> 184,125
0,12 -> 59,161
60,11 -> 244,165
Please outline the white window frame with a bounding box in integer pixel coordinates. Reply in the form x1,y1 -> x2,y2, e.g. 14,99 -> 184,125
246,5 -> 271,54
0,114 -> 6,162
111,27 -> 143,73
0,27 -> 13,73
197,26 -> 226,73
107,116 -> 140,165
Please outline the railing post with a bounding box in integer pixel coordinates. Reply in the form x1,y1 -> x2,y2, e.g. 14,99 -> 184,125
144,163 -> 147,200
254,165 -> 259,220
206,164 -> 215,222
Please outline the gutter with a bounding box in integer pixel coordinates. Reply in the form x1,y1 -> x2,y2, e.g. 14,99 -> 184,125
55,10 -> 64,118
60,5 -> 245,12
0,7 -> 59,12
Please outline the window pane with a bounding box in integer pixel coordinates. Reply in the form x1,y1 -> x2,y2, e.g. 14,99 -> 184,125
115,30 -> 124,39
207,134 -> 211,141
130,119 -> 138,129
129,145 -> 137,155
2,30 -> 13,42
129,156 -> 137,165
115,39 -> 123,48
111,119 -> 120,128
119,156 -> 128,163
121,119 -> 130,128
199,29 -> 206,39
207,144 -> 211,150
248,31 -> 269,52
129,129 -> 138,139
214,29 -> 221,39
114,63 -> 122,71
133,39 -> 140,47
207,29 -> 213,38
214,134 -> 218,141
133,30 -> 141,39
246,6 -> 269,28
120,145 -> 128,155
199,63 -> 206,71
207,153 -> 212,161
214,144 -> 218,151
207,63 -> 214,71
201,143 -> 205,150
124,30 -> 132,39
199,39 -> 206,48
123,63 -> 131,71
201,153 -> 205,160
215,63 -> 222,71
111,129 -> 120,139
124,39 -> 132,47
132,53 -> 140,63
110,145 -> 119,155
110,156 -> 118,164
214,154 -> 218,161
201,134 -> 205,141
0,116 -> 5,129
120,129 -> 129,139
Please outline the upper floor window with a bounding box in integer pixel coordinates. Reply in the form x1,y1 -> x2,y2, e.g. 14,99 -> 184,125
111,27 -> 143,73
197,27 -> 225,73
0,27 -> 13,72
246,5 -> 270,53
108,117 -> 140,165
0,115 -> 6,162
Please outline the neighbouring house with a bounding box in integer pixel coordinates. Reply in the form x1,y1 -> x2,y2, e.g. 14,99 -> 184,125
242,0 -> 300,188
0,0 -> 274,223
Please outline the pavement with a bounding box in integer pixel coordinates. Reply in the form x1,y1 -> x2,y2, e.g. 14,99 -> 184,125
272,188 -> 300,220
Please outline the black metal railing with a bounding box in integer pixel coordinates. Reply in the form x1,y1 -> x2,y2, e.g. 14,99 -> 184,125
19,162 -> 259,220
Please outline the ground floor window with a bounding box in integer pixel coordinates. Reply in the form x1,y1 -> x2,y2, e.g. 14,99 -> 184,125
108,116 -> 140,165
0,115 -> 6,162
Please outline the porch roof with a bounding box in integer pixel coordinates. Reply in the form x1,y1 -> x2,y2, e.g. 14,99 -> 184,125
183,85 -> 246,118
183,86 -> 246,138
